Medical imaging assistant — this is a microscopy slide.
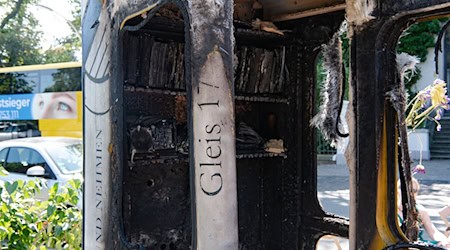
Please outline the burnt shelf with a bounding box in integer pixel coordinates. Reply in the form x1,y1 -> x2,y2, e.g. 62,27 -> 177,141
124,85 -> 184,96
234,28 -> 287,47
236,152 -> 287,159
124,85 -> 289,104
128,151 -> 287,165
235,95 -> 289,104
137,16 -> 288,45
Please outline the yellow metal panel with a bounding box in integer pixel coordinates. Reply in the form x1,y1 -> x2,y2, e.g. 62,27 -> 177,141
373,111 -> 408,249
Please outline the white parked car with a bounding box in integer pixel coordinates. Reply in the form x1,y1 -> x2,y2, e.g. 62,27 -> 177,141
0,123 -> 41,141
0,137 -> 82,206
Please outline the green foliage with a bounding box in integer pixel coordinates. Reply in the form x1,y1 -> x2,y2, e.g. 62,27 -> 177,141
315,54 -> 325,110
1,0 -> 81,67
43,47 -> 76,64
398,20 -> 442,62
316,20 -> 444,105
341,33 -> 350,101
0,0 -> 82,109
397,20 -> 446,92
0,169 -> 82,249
0,0 -> 43,67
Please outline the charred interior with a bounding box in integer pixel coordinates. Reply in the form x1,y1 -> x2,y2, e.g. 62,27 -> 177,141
120,3 -> 346,249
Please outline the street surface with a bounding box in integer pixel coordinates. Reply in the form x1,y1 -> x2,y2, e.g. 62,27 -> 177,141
316,160 -> 450,250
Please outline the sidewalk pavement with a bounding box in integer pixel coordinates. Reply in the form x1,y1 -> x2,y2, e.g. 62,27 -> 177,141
316,159 -> 450,248
318,159 -> 450,180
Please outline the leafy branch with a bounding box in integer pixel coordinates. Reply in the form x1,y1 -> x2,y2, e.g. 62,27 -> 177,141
0,0 -> 26,30
0,166 -> 82,249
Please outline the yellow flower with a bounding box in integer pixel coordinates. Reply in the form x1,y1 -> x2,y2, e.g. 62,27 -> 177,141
430,79 -> 447,107
405,79 -> 450,131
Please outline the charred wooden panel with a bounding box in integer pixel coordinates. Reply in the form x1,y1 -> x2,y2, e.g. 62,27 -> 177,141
123,89 -> 186,249
280,45 -> 302,248
236,158 -> 285,249
237,159 -> 262,249
287,11 -> 349,249
123,161 -> 191,249
260,158 -> 283,249
124,33 -> 140,85
350,21 -> 389,249
235,46 -> 287,94
138,34 -> 154,87
123,91 -> 175,117
124,31 -> 287,95
119,8 -> 348,250
124,34 -> 185,90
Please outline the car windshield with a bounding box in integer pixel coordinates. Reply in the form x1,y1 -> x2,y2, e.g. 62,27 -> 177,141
45,142 -> 82,174
4,126 -> 15,132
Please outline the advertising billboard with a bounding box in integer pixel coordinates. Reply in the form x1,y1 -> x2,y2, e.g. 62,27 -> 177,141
0,91 -> 78,120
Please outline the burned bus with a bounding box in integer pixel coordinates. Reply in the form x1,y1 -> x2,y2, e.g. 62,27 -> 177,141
82,0 -> 450,249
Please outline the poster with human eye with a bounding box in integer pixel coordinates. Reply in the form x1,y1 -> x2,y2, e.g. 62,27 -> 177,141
0,91 -> 78,120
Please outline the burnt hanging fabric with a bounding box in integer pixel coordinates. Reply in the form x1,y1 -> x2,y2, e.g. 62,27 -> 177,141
387,53 -> 421,241
310,28 -> 348,148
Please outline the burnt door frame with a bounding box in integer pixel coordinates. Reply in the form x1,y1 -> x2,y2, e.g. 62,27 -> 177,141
348,2 -> 450,249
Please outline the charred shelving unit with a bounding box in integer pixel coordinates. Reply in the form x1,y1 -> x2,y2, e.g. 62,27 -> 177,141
119,6 -> 347,249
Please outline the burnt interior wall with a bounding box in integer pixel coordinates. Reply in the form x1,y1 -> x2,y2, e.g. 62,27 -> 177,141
276,12 -> 349,248
120,8 -> 347,249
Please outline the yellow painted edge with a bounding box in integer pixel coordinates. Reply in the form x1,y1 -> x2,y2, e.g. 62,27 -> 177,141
119,2 -> 161,30
0,62 -> 81,73
374,112 -> 408,249
369,232 -> 385,250
375,117 -> 397,246
393,121 -> 409,241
